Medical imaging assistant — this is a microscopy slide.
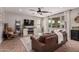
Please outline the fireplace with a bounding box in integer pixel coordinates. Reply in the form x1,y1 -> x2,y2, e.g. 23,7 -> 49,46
28,28 -> 34,34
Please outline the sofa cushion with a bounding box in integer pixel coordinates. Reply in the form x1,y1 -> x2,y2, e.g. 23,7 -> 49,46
39,33 -> 56,43
39,36 -> 45,43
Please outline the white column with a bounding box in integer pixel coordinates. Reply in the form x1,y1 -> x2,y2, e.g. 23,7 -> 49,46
64,10 -> 71,40
60,16 -> 62,29
42,17 -> 49,33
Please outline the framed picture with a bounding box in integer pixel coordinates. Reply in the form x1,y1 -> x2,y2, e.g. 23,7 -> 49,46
74,16 -> 79,23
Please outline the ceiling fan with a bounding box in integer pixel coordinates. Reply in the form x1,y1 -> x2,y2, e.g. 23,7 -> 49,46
29,8 -> 52,15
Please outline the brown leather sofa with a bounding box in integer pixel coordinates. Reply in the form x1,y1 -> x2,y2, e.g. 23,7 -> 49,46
30,32 -> 67,52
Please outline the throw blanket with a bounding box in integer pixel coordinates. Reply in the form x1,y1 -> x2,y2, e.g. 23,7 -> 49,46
54,30 -> 64,44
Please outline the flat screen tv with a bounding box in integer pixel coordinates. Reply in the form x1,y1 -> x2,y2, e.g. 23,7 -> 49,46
24,19 -> 34,26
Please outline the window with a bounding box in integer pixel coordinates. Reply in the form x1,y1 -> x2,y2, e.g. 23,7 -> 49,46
52,17 -> 60,28
48,16 -> 65,29
48,20 -> 52,27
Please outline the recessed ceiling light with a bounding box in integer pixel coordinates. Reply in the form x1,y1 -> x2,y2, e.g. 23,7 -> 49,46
32,13 -> 35,14
19,9 -> 22,12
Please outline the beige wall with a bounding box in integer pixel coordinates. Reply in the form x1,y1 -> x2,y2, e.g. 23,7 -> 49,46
70,8 -> 79,29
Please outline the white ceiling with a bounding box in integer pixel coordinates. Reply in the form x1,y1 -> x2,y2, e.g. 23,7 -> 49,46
5,7 -> 76,17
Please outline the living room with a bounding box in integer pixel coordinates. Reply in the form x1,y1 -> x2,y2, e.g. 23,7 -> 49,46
0,7 -> 79,52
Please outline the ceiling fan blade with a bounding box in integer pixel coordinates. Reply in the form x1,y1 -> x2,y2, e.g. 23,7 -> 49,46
42,11 -> 52,13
